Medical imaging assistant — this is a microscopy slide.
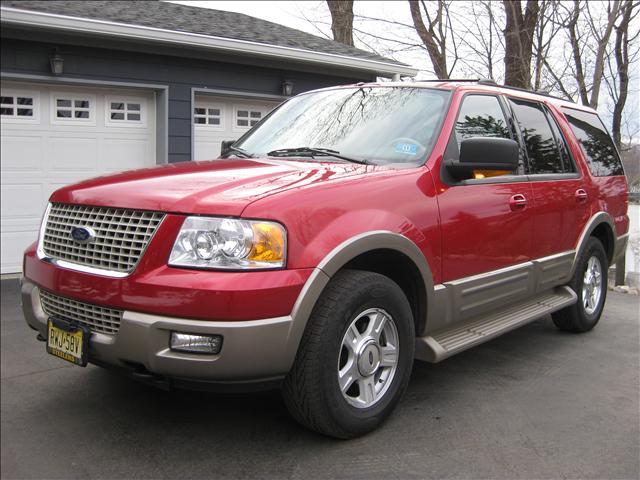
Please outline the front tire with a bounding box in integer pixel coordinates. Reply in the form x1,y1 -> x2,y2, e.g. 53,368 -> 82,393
282,269 -> 415,439
552,237 -> 608,332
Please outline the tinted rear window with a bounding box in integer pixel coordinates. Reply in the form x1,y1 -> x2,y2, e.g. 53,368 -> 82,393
509,99 -> 565,174
562,108 -> 624,176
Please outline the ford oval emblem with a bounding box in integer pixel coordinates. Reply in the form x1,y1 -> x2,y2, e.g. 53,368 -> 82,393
71,226 -> 96,244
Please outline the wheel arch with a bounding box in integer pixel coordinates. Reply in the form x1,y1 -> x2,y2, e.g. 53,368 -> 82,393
284,231 -> 435,369
572,212 -> 616,275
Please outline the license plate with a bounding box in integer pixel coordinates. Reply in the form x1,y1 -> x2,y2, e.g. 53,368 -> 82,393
46,317 -> 90,367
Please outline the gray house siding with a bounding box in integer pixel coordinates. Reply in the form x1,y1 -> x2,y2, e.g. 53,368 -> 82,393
1,33 -> 371,163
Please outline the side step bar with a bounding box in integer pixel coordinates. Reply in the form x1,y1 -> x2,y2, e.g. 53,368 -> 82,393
415,286 -> 577,362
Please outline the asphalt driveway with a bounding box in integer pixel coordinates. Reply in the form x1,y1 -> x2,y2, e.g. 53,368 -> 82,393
1,279 -> 638,479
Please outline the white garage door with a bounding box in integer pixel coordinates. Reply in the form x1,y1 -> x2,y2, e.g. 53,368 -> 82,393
193,95 -> 280,160
0,81 -> 156,274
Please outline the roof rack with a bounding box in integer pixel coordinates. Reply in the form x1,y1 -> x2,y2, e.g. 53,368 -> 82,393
489,83 -> 570,101
418,78 -> 496,85
417,78 -> 571,102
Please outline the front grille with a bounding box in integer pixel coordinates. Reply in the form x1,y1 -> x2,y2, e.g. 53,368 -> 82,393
42,203 -> 165,274
40,290 -> 122,335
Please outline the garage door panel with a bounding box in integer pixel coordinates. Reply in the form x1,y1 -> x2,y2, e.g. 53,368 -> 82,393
49,137 -> 99,171
0,135 -> 44,171
1,231 -> 38,273
101,138 -> 150,170
1,184 -> 43,219
195,140 -> 222,161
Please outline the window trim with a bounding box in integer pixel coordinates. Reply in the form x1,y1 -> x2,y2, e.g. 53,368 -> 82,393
0,88 -> 40,124
50,92 -> 96,125
104,95 -> 147,128
193,102 -> 224,131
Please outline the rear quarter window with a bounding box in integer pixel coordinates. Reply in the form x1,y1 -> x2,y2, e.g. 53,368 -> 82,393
561,108 -> 624,176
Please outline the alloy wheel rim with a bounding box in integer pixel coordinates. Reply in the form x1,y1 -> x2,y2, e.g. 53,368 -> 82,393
337,308 -> 399,409
582,256 -> 603,315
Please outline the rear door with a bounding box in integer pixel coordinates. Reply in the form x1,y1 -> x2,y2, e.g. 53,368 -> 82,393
506,98 -> 590,266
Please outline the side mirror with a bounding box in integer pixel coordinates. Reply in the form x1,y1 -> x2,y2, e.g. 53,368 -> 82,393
220,140 -> 237,157
445,137 -> 519,180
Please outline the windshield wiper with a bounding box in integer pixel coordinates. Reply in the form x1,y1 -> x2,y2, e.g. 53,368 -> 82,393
267,147 -> 370,165
227,146 -> 254,158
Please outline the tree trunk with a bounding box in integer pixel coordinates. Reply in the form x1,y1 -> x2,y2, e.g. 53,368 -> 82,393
567,0 -> 590,105
611,0 -> 634,147
503,0 -> 539,88
588,0 -> 621,108
616,255 -> 626,286
327,1 -> 355,46
409,0 -> 449,79
611,0 -> 635,286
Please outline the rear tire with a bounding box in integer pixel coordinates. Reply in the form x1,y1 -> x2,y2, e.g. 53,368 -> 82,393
282,269 -> 415,439
552,237 -> 608,333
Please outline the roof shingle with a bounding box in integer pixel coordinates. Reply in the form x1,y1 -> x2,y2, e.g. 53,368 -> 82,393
1,0 -> 407,67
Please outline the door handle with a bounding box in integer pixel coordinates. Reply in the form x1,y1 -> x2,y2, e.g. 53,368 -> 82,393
509,194 -> 528,211
576,189 -> 588,202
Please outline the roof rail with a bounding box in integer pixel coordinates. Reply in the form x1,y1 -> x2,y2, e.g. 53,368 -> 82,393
492,83 -> 571,102
417,78 -> 572,102
418,78 -> 496,84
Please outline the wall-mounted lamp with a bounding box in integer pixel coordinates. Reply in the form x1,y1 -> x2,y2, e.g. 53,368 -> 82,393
49,48 -> 64,76
282,79 -> 294,96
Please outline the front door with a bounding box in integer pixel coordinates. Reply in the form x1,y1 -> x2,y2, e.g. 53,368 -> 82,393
438,94 -> 534,282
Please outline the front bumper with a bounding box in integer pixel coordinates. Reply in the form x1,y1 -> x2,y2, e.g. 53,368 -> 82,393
22,280 -> 296,385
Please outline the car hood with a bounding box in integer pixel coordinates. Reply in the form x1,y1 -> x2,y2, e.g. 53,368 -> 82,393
49,158 -> 388,216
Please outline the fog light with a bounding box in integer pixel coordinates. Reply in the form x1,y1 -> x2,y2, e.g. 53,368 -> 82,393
170,332 -> 222,354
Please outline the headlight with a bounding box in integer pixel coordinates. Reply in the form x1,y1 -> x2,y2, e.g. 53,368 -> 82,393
168,216 -> 286,270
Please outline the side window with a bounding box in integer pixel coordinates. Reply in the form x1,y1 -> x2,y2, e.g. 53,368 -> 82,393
51,93 -> 96,125
0,89 -> 40,124
105,97 -> 146,127
454,95 -> 510,142
193,103 -> 224,128
545,106 -> 576,173
508,99 -> 564,174
445,95 -> 517,180
561,108 -> 624,176
235,108 -> 263,129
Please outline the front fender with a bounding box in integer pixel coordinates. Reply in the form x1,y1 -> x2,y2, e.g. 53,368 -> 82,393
295,208 -> 434,270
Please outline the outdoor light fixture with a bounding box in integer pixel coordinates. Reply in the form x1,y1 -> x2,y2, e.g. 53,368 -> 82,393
282,79 -> 294,96
49,48 -> 64,76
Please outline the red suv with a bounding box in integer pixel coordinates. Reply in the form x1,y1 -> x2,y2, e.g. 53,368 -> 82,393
22,81 -> 629,438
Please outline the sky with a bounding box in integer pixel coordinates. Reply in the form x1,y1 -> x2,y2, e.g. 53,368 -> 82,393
169,1 -> 639,141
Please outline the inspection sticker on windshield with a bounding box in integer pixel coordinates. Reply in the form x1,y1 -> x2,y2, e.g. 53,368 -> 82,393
395,143 -> 418,155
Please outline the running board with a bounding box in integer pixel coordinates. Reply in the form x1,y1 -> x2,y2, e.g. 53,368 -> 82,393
415,286 -> 577,362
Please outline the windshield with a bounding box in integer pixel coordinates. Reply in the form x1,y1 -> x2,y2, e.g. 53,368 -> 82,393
235,86 -> 451,165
